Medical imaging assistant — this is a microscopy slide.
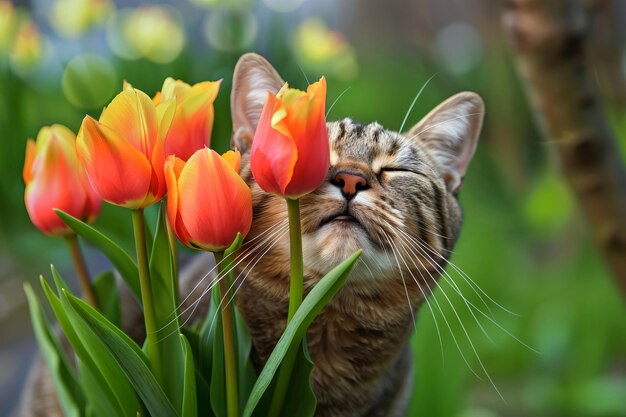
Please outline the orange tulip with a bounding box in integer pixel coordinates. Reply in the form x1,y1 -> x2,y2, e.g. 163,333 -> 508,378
23,124 -> 101,236
76,87 -> 175,209
250,77 -> 329,199
154,77 -> 221,162
165,148 -> 252,252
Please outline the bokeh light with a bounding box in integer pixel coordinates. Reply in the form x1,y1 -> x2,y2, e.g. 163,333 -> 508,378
107,6 -> 185,63
262,0 -> 306,13
61,54 -> 117,109
9,19 -> 43,76
0,1 -> 16,52
292,18 -> 358,81
435,22 -> 483,74
204,8 -> 258,53
50,0 -> 113,39
190,0 -> 253,8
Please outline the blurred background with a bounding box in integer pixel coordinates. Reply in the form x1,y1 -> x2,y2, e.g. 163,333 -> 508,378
1,0 -> 626,416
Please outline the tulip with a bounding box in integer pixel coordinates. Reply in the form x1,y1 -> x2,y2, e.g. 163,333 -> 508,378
166,147 -> 251,417
76,87 -> 175,209
24,124 -> 101,307
250,77 -> 330,417
165,148 -> 252,252
24,124 -> 101,236
250,76 -> 329,199
154,77 -> 221,162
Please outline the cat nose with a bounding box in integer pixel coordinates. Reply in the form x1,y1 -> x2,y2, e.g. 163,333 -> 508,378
331,171 -> 369,200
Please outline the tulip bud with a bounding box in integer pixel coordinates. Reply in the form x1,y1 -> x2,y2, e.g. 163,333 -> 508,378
76,87 -> 175,209
165,149 -> 252,252
250,77 -> 329,199
24,125 -> 101,236
155,77 -> 221,162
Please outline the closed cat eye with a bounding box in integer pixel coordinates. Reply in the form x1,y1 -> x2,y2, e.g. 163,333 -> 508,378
379,167 -> 419,175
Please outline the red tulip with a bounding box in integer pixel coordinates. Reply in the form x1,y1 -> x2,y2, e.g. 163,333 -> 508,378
250,77 -> 329,199
23,124 -> 101,236
165,148 -> 252,252
153,77 -> 221,162
76,87 -> 175,209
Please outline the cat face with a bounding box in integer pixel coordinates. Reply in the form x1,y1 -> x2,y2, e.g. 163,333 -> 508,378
231,53 -> 483,295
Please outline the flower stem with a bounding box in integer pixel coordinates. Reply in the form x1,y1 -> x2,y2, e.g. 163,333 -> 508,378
65,234 -> 98,309
163,201 -> 179,304
131,208 -> 161,382
286,198 -> 303,322
214,251 -> 239,417
268,197 -> 304,417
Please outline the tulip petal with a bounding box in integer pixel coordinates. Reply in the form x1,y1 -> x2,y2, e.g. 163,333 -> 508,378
23,139 -> 36,183
77,116 -> 153,208
251,93 -> 298,195
178,149 -> 252,251
164,155 -> 192,245
25,133 -> 89,235
221,150 -> 241,173
99,88 -> 159,159
163,81 -> 220,161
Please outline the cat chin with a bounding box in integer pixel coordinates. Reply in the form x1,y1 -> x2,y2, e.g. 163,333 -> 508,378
302,222 -> 392,280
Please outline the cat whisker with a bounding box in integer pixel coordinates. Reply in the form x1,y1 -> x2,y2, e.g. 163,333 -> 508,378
326,86 -> 352,119
161,221 -> 290,343
401,232 -> 539,353
417,236 -> 521,317
184,220 -> 290,329
380,230 -> 418,333
157,220 -> 289,337
381,229 -> 445,363
384,221 -> 485,372
398,74 -> 437,133
356,258 -> 376,280
389,224 -> 496,344
389,226 -> 497,389
173,218 -> 289,317
204,223 -> 288,338
386,222 -> 512,401
297,62 -> 311,85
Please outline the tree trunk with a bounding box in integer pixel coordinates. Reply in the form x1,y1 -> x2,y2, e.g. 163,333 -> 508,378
503,0 -> 626,297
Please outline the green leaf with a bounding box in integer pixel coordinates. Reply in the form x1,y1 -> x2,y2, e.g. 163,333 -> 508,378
149,205 -> 187,413
234,307 -> 257,411
243,250 -> 362,417
92,271 -> 120,326
24,283 -> 84,417
195,369 -> 216,417
199,287 -> 219,378
210,289 -> 227,417
280,343 -> 316,416
78,359 -> 121,417
180,334 -> 198,417
55,209 -> 141,302
65,290 -> 180,417
41,276 -> 130,417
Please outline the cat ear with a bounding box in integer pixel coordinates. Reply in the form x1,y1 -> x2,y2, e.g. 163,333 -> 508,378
405,92 -> 484,193
231,53 -> 285,152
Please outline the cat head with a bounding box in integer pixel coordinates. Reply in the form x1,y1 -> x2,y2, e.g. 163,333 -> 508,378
231,53 -> 483,295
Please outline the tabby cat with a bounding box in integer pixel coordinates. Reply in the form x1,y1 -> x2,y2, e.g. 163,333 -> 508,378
16,53 -> 484,417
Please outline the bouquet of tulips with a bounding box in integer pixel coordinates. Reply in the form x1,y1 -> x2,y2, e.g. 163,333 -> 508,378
23,73 -> 361,417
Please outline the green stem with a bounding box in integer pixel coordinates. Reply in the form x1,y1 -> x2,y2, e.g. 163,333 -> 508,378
163,201 -> 179,304
131,209 -> 162,382
214,251 -> 239,417
65,234 -> 98,309
286,198 -> 303,322
268,197 -> 305,417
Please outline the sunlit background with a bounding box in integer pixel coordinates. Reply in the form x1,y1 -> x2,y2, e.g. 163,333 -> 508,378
1,0 -> 626,416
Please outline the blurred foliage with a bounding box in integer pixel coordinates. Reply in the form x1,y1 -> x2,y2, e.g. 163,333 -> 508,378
1,0 -> 625,416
